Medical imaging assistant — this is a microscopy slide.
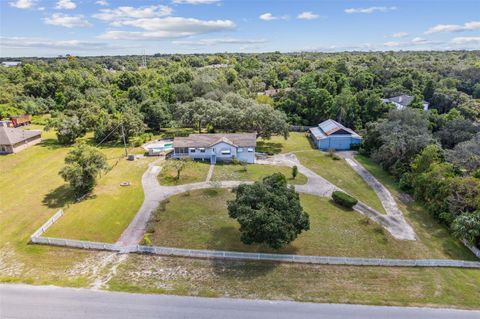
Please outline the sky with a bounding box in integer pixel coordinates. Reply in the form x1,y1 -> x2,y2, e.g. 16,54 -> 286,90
0,0 -> 479,57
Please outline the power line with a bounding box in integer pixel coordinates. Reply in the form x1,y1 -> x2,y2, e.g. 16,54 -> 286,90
95,122 -> 128,158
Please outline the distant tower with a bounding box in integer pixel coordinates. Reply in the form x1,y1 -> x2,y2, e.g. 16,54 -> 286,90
141,49 -> 147,69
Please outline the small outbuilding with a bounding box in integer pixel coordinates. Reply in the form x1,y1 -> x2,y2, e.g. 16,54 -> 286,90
0,126 -> 42,154
309,119 -> 361,151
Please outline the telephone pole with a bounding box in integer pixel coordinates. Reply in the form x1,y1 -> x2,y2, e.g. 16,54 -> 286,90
121,124 -> 128,157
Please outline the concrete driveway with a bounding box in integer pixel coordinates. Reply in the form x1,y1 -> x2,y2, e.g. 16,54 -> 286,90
117,151 -> 417,247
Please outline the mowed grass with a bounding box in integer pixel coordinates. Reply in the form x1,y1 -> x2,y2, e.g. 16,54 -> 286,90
257,132 -> 312,154
146,189 -> 432,258
0,128 -> 115,287
45,157 -> 154,243
355,155 -> 477,261
257,133 -> 386,213
158,160 -> 211,185
108,255 -> 480,309
211,163 -> 307,185
297,151 -> 386,214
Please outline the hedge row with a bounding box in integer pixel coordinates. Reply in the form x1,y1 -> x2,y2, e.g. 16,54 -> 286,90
332,191 -> 358,209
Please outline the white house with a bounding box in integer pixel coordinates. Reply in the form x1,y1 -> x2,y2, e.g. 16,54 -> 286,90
172,133 -> 257,164
382,95 -> 429,111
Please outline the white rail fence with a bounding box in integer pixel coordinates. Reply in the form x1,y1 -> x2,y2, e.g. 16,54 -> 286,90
129,245 -> 480,268
30,209 -> 65,238
465,241 -> 480,259
30,210 -> 480,268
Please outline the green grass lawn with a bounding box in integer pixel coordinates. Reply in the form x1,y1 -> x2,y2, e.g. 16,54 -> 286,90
0,128 -> 115,287
45,157 -> 154,243
257,132 -> 312,154
158,160 -> 211,185
296,150 -> 386,214
257,133 -> 386,213
211,163 -> 307,185
146,189 -> 440,259
355,155 -> 477,261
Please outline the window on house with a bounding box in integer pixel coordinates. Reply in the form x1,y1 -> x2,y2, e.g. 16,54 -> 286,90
189,148 -> 196,153
247,148 -> 254,152
221,149 -> 231,155
238,148 -> 243,153
199,148 -> 205,153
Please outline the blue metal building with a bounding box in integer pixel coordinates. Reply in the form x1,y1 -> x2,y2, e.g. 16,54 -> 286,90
309,119 -> 362,151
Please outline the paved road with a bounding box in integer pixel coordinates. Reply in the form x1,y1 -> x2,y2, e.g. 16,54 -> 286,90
1,284 -> 479,319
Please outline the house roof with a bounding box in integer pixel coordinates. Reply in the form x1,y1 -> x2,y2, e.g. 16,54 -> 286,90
382,95 -> 414,107
173,133 -> 257,148
382,95 -> 430,111
309,119 -> 360,140
0,126 -> 41,146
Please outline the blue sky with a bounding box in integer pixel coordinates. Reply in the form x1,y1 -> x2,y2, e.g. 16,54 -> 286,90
1,0 -> 479,57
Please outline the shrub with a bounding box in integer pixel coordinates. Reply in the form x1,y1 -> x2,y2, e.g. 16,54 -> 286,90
332,191 -> 358,209
332,154 -> 341,160
240,161 -> 248,172
292,165 -> 298,179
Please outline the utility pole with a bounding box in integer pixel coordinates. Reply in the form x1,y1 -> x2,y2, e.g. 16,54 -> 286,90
121,124 -> 128,157
141,49 -> 147,68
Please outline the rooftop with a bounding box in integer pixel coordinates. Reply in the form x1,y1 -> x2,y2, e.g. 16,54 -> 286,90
173,133 -> 257,148
309,119 -> 360,140
0,126 -> 41,146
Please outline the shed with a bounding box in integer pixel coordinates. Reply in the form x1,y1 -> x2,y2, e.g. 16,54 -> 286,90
0,126 -> 41,154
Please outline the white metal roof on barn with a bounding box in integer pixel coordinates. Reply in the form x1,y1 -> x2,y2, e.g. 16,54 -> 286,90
309,119 -> 360,140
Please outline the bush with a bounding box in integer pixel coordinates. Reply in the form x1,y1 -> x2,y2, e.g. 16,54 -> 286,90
332,191 -> 358,209
292,165 -> 298,179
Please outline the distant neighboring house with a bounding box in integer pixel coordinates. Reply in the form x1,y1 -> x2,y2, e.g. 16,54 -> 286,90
1,61 -> 21,67
172,133 -> 257,164
0,126 -> 41,154
382,94 -> 429,111
257,88 -> 291,97
309,119 -> 362,151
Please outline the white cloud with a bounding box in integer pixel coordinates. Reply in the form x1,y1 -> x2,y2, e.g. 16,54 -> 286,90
98,17 -> 234,40
386,32 -> 409,38
382,37 -> 438,48
1,36 -> 131,51
259,13 -> 288,21
93,5 -> 173,22
173,38 -> 266,46
95,0 -> 108,5
345,6 -> 397,14
297,11 -> 319,20
425,21 -> 480,34
383,41 -> 400,47
172,0 -> 220,4
56,0 -> 76,10
9,0 -> 36,9
44,13 -> 92,28
411,37 -> 428,44
450,37 -> 480,45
